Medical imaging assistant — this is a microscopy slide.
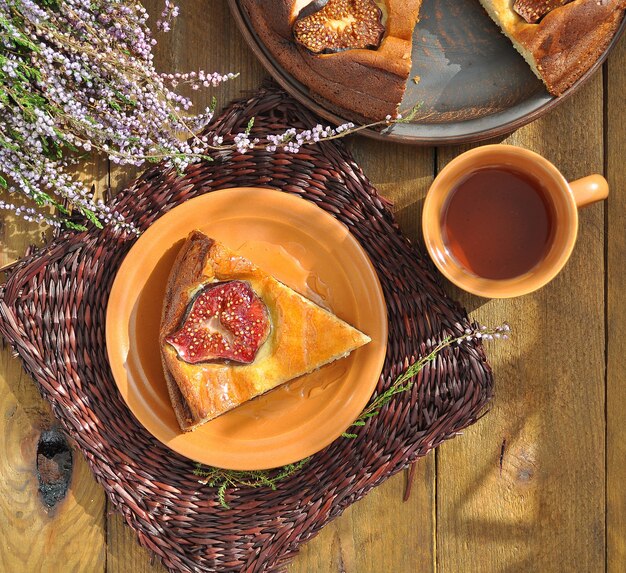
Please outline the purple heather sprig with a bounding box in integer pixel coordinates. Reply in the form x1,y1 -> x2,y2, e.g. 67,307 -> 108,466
162,71 -> 240,91
0,1 -> 420,232
0,199 -> 62,228
0,0 -> 236,232
156,0 -> 178,32
262,123 -> 352,153
254,109 -> 415,155
457,322 -> 511,343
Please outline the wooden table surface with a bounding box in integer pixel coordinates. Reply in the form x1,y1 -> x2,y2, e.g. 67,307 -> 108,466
1,2 -> 625,572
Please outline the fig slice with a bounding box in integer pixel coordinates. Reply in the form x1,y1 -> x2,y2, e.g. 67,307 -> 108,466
513,0 -> 572,23
293,0 -> 385,54
166,280 -> 270,364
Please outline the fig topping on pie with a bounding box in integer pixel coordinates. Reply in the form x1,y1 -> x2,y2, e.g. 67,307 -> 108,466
293,0 -> 385,54
166,280 -> 270,364
513,0 -> 572,23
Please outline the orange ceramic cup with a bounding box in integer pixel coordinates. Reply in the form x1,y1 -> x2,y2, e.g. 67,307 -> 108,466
422,144 -> 608,298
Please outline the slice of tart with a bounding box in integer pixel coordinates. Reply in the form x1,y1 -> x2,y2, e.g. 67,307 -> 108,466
479,0 -> 626,95
160,231 -> 371,431
240,0 -> 423,122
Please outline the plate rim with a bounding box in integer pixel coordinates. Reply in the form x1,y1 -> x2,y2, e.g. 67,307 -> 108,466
228,0 -> 626,144
105,187 -> 388,470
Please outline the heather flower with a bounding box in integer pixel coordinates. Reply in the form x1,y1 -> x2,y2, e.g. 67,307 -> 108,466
0,199 -> 62,228
0,0 -> 237,232
0,1 -> 418,232
156,0 -> 179,32
457,322 -> 511,343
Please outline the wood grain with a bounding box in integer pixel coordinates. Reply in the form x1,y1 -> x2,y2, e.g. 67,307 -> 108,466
0,157 -> 108,572
106,512 -> 166,573
436,75 -> 606,573
290,460 -> 435,573
606,34 -> 626,573
2,1 -> 625,571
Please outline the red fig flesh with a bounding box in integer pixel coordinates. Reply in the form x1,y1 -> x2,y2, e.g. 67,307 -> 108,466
293,0 -> 385,54
166,281 -> 270,364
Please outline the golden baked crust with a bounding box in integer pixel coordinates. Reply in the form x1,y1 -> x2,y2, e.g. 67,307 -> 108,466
160,231 -> 371,431
480,0 -> 626,95
239,0 -> 423,122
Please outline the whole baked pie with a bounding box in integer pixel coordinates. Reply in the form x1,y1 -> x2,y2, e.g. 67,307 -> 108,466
160,231 -> 370,431
240,0 -> 626,121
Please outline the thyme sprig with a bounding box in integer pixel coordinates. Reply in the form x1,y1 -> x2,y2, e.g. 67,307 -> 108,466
342,323 -> 510,438
194,457 -> 311,509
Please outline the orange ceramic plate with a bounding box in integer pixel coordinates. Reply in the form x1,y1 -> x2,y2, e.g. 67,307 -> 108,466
106,188 -> 387,470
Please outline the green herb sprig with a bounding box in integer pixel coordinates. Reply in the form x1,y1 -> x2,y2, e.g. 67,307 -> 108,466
343,323 -> 510,437
341,337 -> 451,438
194,457 -> 311,509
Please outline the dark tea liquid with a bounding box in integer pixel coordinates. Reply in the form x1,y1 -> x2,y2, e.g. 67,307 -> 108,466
442,167 -> 554,280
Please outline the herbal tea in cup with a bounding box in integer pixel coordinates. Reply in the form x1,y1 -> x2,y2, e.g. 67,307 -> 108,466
422,145 -> 608,298
442,167 -> 553,280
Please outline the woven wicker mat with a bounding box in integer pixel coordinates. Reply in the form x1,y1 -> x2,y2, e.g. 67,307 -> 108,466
0,85 -> 493,573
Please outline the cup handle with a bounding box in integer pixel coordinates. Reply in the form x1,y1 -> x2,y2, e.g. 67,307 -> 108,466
569,174 -> 609,208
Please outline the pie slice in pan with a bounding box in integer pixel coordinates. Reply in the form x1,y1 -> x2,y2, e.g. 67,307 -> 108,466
240,0 -> 423,122
481,0 -> 626,96
160,231 -> 371,431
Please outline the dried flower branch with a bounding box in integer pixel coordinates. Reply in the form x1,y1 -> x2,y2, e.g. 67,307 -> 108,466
342,323 -> 510,437
0,1 -> 421,232
0,0 -> 236,232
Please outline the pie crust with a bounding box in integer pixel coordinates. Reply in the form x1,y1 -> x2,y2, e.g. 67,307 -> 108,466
239,0 -> 423,122
481,0 -> 626,96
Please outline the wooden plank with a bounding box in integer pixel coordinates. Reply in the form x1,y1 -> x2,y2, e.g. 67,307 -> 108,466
349,137 -> 435,235
0,160 -> 108,571
290,460 -> 435,573
105,1 -> 267,570
148,0 -> 267,116
0,369 -> 106,572
106,512 -> 166,573
436,75 -> 606,572
606,33 -> 626,573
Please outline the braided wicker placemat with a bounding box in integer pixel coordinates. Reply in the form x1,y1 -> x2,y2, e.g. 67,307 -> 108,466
0,85 -> 493,573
